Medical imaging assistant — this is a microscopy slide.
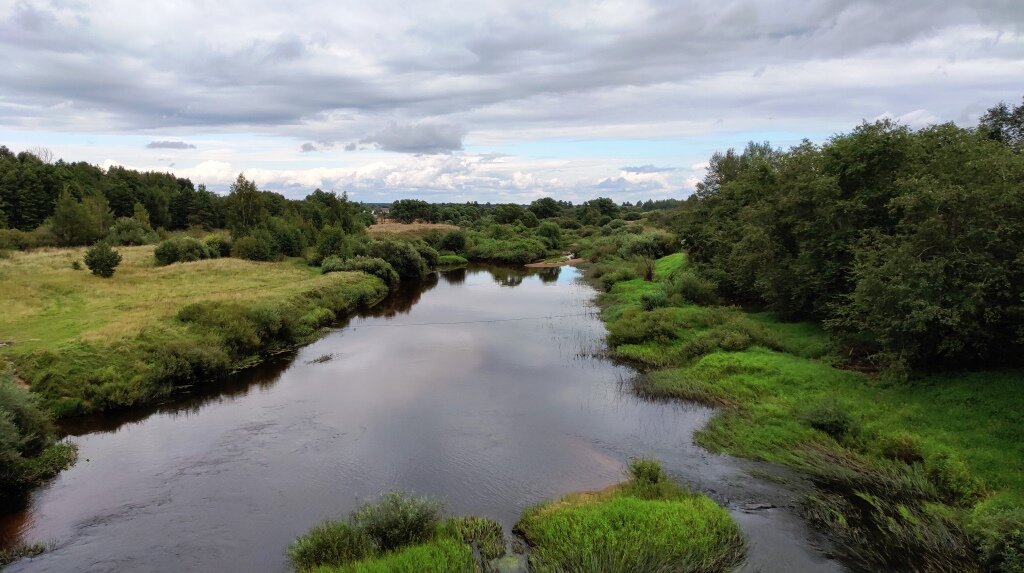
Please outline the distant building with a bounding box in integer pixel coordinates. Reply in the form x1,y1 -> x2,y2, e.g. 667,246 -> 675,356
372,207 -> 391,221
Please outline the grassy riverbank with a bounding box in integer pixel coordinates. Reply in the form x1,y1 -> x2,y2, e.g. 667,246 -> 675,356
0,246 -> 388,416
591,252 -> 1024,571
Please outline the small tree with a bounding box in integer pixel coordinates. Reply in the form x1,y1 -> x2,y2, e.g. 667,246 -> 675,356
83,241 -> 122,278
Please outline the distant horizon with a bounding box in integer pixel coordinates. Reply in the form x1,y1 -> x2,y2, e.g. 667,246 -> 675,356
2,1 -> 1021,203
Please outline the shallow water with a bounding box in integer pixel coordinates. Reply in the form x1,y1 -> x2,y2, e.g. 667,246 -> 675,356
1,266 -> 842,572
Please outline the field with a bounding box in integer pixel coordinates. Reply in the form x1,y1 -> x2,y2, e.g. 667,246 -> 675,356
0,246 -> 388,415
368,222 -> 458,239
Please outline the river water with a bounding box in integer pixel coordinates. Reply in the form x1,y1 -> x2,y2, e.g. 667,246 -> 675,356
1,265 -> 842,572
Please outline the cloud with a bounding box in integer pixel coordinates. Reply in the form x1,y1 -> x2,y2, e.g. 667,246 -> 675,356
621,164 -> 676,174
300,141 -> 335,152
360,122 -> 466,154
146,140 -> 196,149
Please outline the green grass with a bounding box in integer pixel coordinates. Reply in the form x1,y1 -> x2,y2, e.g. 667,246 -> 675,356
314,539 -> 474,573
435,254 -> 468,267
289,491 -> 504,573
589,252 -> 1024,571
0,246 -> 389,415
515,459 -> 744,573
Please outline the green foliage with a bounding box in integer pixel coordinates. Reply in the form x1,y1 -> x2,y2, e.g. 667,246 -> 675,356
322,256 -> 400,288
106,217 -> 158,246
231,228 -> 280,261
203,235 -> 231,257
365,239 -> 428,280
437,230 -> 466,254
516,462 -> 744,573
51,190 -> 104,246
389,199 -> 434,223
436,254 -> 468,267
680,120 -> 1024,366
154,236 -> 215,266
413,242 -> 439,268
351,491 -> 444,552
225,174 -> 269,237
268,216 -> 306,257
332,539 -> 474,573
83,241 -> 122,277
436,517 -> 505,561
801,399 -> 860,442
288,521 -> 378,571
535,221 -> 562,249
0,374 -> 77,507
314,225 -> 354,265
467,234 -> 548,265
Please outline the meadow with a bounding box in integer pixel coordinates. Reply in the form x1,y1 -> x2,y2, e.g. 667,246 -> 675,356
0,245 -> 388,415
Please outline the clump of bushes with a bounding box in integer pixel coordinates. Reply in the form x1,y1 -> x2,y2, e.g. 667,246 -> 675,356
665,270 -> 719,306
801,399 -> 861,442
106,217 -> 158,246
83,241 -> 122,277
287,491 -> 502,572
204,235 -> 231,257
322,256 -> 400,288
0,375 -> 77,508
437,230 -> 467,254
365,239 -> 429,280
231,228 -> 279,261
154,236 -> 216,266
412,242 -> 439,268
436,254 -> 468,267
467,236 -> 548,265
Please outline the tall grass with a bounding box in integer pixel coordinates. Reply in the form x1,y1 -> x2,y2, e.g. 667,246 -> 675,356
515,460 -> 745,573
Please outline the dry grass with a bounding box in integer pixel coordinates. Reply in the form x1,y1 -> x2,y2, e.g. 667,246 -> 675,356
368,222 -> 457,239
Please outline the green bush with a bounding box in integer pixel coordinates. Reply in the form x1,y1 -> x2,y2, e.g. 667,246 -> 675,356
314,225 -> 354,265
287,521 -> 378,571
536,221 -> 562,249
338,539 -> 474,573
438,230 -> 467,254
366,240 -> 428,280
639,290 -> 668,311
83,241 -> 122,277
802,399 -> 860,441
154,237 -> 214,266
231,228 -> 279,261
106,217 -> 158,246
351,491 -> 443,552
413,242 -> 439,268
322,256 -> 400,288
0,376 -> 77,507
666,270 -> 719,305
204,235 -> 231,257
268,217 -> 306,257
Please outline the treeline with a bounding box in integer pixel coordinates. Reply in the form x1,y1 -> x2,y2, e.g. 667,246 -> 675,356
678,98 -> 1024,370
385,197 -> 680,227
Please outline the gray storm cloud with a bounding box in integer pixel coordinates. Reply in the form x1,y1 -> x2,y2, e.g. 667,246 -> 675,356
360,122 -> 466,154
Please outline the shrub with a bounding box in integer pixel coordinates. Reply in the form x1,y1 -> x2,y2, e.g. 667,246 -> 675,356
467,237 -> 548,265
204,235 -> 231,257
314,225 -> 353,265
70,260 -> 82,271
438,230 -> 467,254
666,270 -> 719,306
925,451 -> 982,505
231,228 -> 279,261
154,237 -> 213,266
351,491 -> 443,552
268,217 -> 306,257
106,217 -> 158,246
535,221 -> 562,249
639,290 -> 668,311
413,242 -> 439,268
287,521 -> 377,571
877,432 -> 925,464
629,458 -> 668,486
322,256 -> 400,288
802,399 -> 860,441
83,241 -> 122,278
366,240 -> 428,280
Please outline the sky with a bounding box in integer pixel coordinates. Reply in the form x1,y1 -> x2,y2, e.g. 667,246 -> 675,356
1,0 -> 1022,203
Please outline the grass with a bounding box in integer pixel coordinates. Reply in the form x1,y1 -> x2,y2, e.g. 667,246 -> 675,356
288,491 -> 503,573
0,246 -> 388,415
368,222 -> 458,240
590,251 -> 1024,572
515,459 -> 745,573
0,542 -> 49,569
435,254 -> 468,267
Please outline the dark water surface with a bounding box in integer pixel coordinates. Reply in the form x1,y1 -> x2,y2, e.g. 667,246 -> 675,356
1,266 -> 842,572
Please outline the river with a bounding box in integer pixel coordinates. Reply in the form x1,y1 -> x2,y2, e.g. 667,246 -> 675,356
1,265 -> 842,572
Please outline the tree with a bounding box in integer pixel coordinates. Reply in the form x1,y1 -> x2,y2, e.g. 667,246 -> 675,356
528,197 -> 562,219
492,203 -> 525,224
225,174 -> 268,237
51,191 -> 100,246
83,241 -> 122,278
978,97 -> 1024,152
